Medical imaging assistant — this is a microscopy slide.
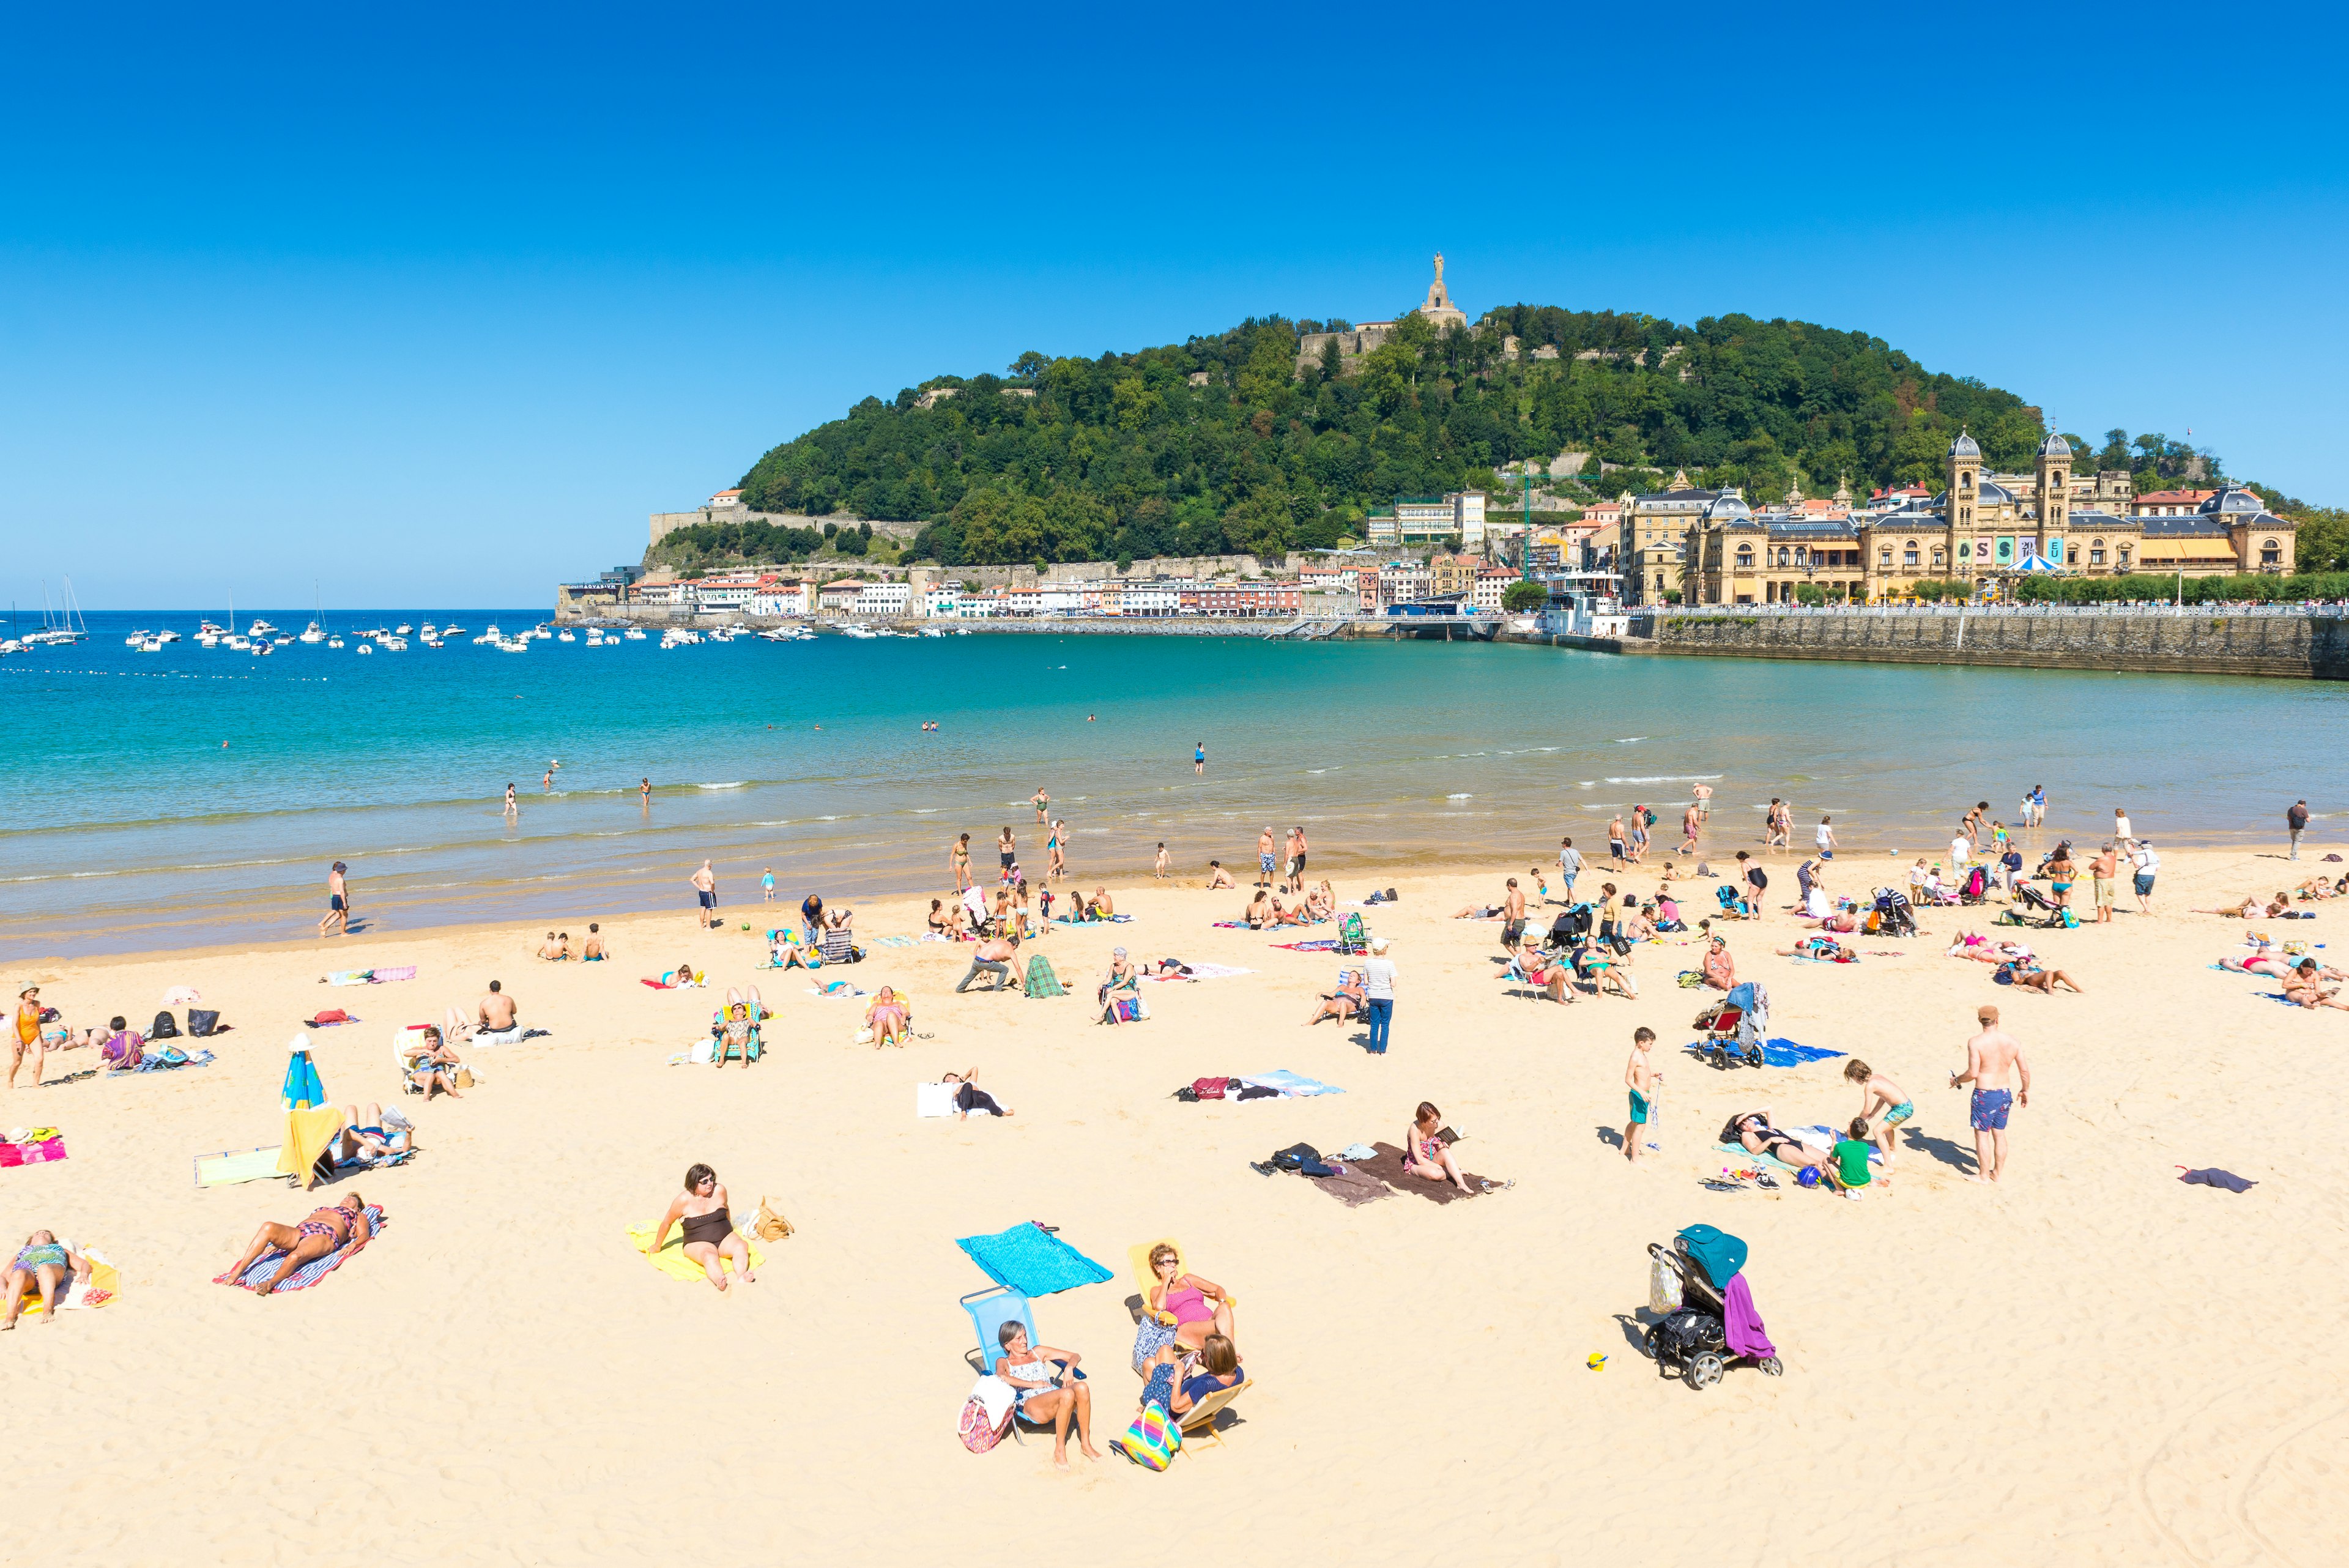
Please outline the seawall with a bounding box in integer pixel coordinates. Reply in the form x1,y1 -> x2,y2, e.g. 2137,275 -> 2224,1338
1617,609 -> 2349,681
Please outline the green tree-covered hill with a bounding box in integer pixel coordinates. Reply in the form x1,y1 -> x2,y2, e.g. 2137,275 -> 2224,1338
716,304 -> 2325,569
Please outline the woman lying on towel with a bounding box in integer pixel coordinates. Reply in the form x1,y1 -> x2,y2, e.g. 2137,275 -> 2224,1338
1725,1108 -> 1830,1173
225,1192 -> 371,1298
2,1230 -> 94,1328
1403,1102 -> 1479,1195
863,986 -> 909,1048
1145,1243 -> 1238,1352
1304,969 -> 1365,1025
651,1164 -> 756,1291
939,1068 -> 1011,1118
333,1103 -> 415,1167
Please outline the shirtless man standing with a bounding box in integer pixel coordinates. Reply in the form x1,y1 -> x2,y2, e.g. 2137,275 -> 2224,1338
1679,803 -> 1701,855
1950,1005 -> 2032,1184
691,860 -> 717,929
1501,877 -> 1527,953
1256,826 -> 1277,889
1692,781 -> 1714,821
317,861 -> 351,937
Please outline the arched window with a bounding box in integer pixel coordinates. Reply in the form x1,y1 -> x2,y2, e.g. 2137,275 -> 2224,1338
2090,539 -> 2106,565
1902,539 -> 1920,568
2261,538 -> 2281,565
1735,546 -> 1753,567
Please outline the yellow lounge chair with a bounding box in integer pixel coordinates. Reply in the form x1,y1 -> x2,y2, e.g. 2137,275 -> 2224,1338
1176,1376 -> 1251,1449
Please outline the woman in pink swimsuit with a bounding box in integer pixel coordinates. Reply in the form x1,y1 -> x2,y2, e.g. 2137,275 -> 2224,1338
1402,1101 -> 1476,1195
1145,1242 -> 1237,1352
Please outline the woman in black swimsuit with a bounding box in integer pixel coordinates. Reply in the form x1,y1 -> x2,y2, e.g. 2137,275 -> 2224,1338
1726,1109 -> 1830,1172
650,1163 -> 759,1291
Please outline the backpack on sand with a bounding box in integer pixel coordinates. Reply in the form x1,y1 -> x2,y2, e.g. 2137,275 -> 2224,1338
150,1010 -> 180,1039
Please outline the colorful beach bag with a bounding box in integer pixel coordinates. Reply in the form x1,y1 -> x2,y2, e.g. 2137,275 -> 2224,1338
959,1394 -> 1012,1454
1112,1401 -> 1181,1471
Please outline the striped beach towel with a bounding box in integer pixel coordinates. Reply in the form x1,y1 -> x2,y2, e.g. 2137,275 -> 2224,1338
213,1206 -> 388,1292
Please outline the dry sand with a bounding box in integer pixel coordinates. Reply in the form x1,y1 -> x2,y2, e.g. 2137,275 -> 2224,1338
7,841 -> 2345,1566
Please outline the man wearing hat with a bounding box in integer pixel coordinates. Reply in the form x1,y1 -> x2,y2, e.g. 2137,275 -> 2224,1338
1362,937 -> 1397,1055
12,985 -> 46,1090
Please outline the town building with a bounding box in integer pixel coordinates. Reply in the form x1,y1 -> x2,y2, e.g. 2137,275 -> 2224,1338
752,579 -> 809,617
1365,491 -> 1488,545
2131,488 -> 2219,517
1620,473 -> 1716,604
1472,567 -> 1514,612
853,580 -> 911,617
1295,253 -> 1472,376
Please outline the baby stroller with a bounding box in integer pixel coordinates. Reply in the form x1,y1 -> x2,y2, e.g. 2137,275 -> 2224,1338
1644,1227 -> 1783,1390
1959,864 -> 1989,905
1713,883 -> 1753,920
1868,888 -> 1917,938
1689,980 -> 1768,1070
1542,904 -> 1594,952
2002,882 -> 2073,929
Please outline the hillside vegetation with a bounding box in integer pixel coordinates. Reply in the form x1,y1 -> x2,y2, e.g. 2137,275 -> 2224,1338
714,304 -> 2334,570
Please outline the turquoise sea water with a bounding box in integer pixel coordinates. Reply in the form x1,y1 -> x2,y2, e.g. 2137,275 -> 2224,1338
4,609 -> 2345,959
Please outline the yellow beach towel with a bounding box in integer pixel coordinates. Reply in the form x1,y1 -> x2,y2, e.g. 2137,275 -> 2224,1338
626,1222 -> 765,1283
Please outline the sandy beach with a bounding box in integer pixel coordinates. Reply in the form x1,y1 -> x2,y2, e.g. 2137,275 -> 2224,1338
8,838 -> 2344,1566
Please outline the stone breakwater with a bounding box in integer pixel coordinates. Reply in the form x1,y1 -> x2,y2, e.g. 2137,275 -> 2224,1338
1590,609 -> 2349,681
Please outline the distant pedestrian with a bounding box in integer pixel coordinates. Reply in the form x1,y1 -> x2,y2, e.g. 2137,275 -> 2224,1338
2113,806 -> 2132,842
543,767 -> 554,792
317,861 -> 351,937
1679,804 -> 1701,855
998,827 -> 1017,885
1815,816 -> 1837,860
1361,937 -> 1397,1055
1154,842 -> 1170,880
761,866 -> 776,904
952,833 -> 971,892
504,783 -> 517,816
1194,741 -> 1206,776
2129,839 -> 2159,913
1031,787 -> 1050,825
1608,814 -> 1627,868
640,778 -> 652,806
1256,826 -> 1277,888
2090,842 -> 2117,924
1691,781 -> 1713,820
2288,798 -> 2311,859
691,860 -> 717,929
1556,837 -> 1583,901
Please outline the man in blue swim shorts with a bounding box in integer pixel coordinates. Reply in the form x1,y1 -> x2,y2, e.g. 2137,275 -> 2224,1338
1950,1003 -> 2031,1184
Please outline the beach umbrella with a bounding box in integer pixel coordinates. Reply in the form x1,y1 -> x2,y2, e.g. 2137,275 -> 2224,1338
2014,551 -> 2063,573
281,1036 -> 327,1109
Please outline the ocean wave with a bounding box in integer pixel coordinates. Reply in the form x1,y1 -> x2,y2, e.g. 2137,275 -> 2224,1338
1603,774 -> 1724,784
699,781 -> 746,790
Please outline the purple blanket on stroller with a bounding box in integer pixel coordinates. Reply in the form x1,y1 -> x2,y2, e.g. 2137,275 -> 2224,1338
1723,1272 -> 1776,1359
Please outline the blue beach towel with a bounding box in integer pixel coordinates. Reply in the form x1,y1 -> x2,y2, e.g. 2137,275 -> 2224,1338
955,1222 -> 1113,1297
1759,1038 -> 1844,1067
132,1048 -> 215,1074
215,1206 -> 388,1291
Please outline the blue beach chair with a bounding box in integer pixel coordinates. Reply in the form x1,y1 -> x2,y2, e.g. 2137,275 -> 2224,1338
960,1287 -> 1084,1445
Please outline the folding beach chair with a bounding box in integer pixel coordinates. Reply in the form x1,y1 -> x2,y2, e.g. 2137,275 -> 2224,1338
1175,1377 -> 1252,1450
818,926 -> 859,965
1337,913 -> 1367,954
959,1287 -> 1079,1444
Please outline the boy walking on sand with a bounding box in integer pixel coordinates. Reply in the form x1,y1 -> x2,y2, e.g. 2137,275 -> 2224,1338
1842,1058 -> 1912,1165
1624,1027 -> 1660,1164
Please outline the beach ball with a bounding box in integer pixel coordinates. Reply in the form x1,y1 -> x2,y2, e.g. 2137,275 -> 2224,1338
1585,1353 -> 1606,1371
1796,1166 -> 1822,1188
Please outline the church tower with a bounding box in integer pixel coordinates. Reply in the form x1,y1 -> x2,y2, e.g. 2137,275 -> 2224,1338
1946,429 -> 1981,533
2036,429 -> 2072,541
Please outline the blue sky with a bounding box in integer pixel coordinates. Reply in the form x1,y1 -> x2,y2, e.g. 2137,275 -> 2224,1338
5,2 -> 2342,609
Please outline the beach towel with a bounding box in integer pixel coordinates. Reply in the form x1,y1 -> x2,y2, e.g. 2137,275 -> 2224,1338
281,1047 -> 327,1110
1239,1069 -> 1345,1097
0,1136 -> 67,1167
1056,913 -> 1133,925
325,967 -> 414,986
1023,955 -> 1066,998
195,1145 -> 286,1187
1715,1141 -> 1801,1173
1270,938 -> 1340,953
628,1221 -> 766,1283
1722,1272 -> 1776,1359
871,935 -> 921,949
1759,1038 -> 1844,1068
956,1222 -> 1112,1297
214,1206 -> 388,1291
807,980 -> 866,998
1211,921 -> 1253,929
302,1011 -> 360,1027
1141,962 -> 1251,982
1304,1167 -> 1392,1208
2178,1167 -> 2257,1192
130,1047 -> 215,1073
163,986 -> 202,1006
1359,1142 -> 1505,1203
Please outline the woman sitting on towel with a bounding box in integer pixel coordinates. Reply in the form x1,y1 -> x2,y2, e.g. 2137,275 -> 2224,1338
864,986 -> 910,1048
1304,969 -> 1365,1025
403,1025 -> 465,1099
1401,1102 -> 1478,1195
1135,1331 -> 1244,1419
2,1230 -> 94,1329
1144,1243 -> 1238,1352
1726,1107 -> 1831,1172
651,1164 -> 757,1292
1242,890 -> 1277,930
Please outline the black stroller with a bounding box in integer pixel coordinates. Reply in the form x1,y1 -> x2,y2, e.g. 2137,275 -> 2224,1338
1958,864 -> 1990,905
1869,887 -> 1917,937
2004,882 -> 2071,929
1541,904 -> 1594,951
1644,1228 -> 1784,1391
